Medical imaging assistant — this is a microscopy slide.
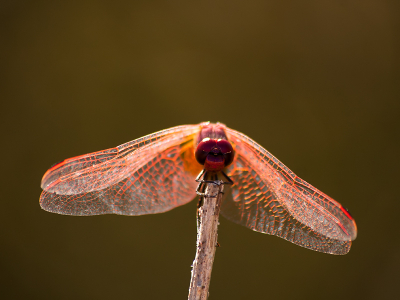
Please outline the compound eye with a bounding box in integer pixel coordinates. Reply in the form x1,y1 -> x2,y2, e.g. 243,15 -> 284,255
223,151 -> 234,166
195,138 -> 217,165
216,139 -> 233,154
216,140 -> 234,166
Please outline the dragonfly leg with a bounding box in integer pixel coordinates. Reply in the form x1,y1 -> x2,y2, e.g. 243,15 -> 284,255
196,170 -> 221,198
195,169 -> 205,181
196,170 -> 219,196
196,170 -> 233,197
196,170 -> 208,197
196,180 -> 204,197
221,170 -> 234,185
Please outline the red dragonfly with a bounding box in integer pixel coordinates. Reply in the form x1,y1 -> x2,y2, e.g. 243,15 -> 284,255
40,122 -> 357,255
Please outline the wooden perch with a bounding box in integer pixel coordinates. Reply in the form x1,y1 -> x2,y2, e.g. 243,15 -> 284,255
188,181 -> 224,300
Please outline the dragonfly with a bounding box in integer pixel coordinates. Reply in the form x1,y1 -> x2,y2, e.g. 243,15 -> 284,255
40,122 -> 357,255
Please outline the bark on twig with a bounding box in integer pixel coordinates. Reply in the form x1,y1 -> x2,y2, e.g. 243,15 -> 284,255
188,181 -> 224,300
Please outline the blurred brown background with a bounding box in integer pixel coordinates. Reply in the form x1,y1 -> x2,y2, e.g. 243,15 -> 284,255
1,1 -> 399,299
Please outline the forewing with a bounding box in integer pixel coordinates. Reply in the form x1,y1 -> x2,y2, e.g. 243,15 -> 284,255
40,125 -> 201,215
222,128 -> 357,254
41,125 -> 200,194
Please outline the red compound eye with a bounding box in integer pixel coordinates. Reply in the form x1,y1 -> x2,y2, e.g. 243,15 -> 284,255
195,138 -> 234,167
216,139 -> 234,166
195,138 -> 217,165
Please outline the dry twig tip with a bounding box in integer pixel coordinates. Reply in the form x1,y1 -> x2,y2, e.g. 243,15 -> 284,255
188,181 -> 224,300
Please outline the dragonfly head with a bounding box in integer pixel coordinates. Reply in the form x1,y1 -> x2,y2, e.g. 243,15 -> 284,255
195,138 -> 234,172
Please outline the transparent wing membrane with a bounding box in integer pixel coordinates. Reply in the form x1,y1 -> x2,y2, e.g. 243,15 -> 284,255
40,125 -> 201,215
223,128 -> 356,254
223,156 -> 351,254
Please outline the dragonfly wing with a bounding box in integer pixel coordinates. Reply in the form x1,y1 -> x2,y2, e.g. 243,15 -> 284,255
222,128 -> 357,255
41,125 -> 201,194
40,125 -> 202,215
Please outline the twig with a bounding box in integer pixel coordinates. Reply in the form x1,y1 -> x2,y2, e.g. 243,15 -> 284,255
188,181 -> 224,300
